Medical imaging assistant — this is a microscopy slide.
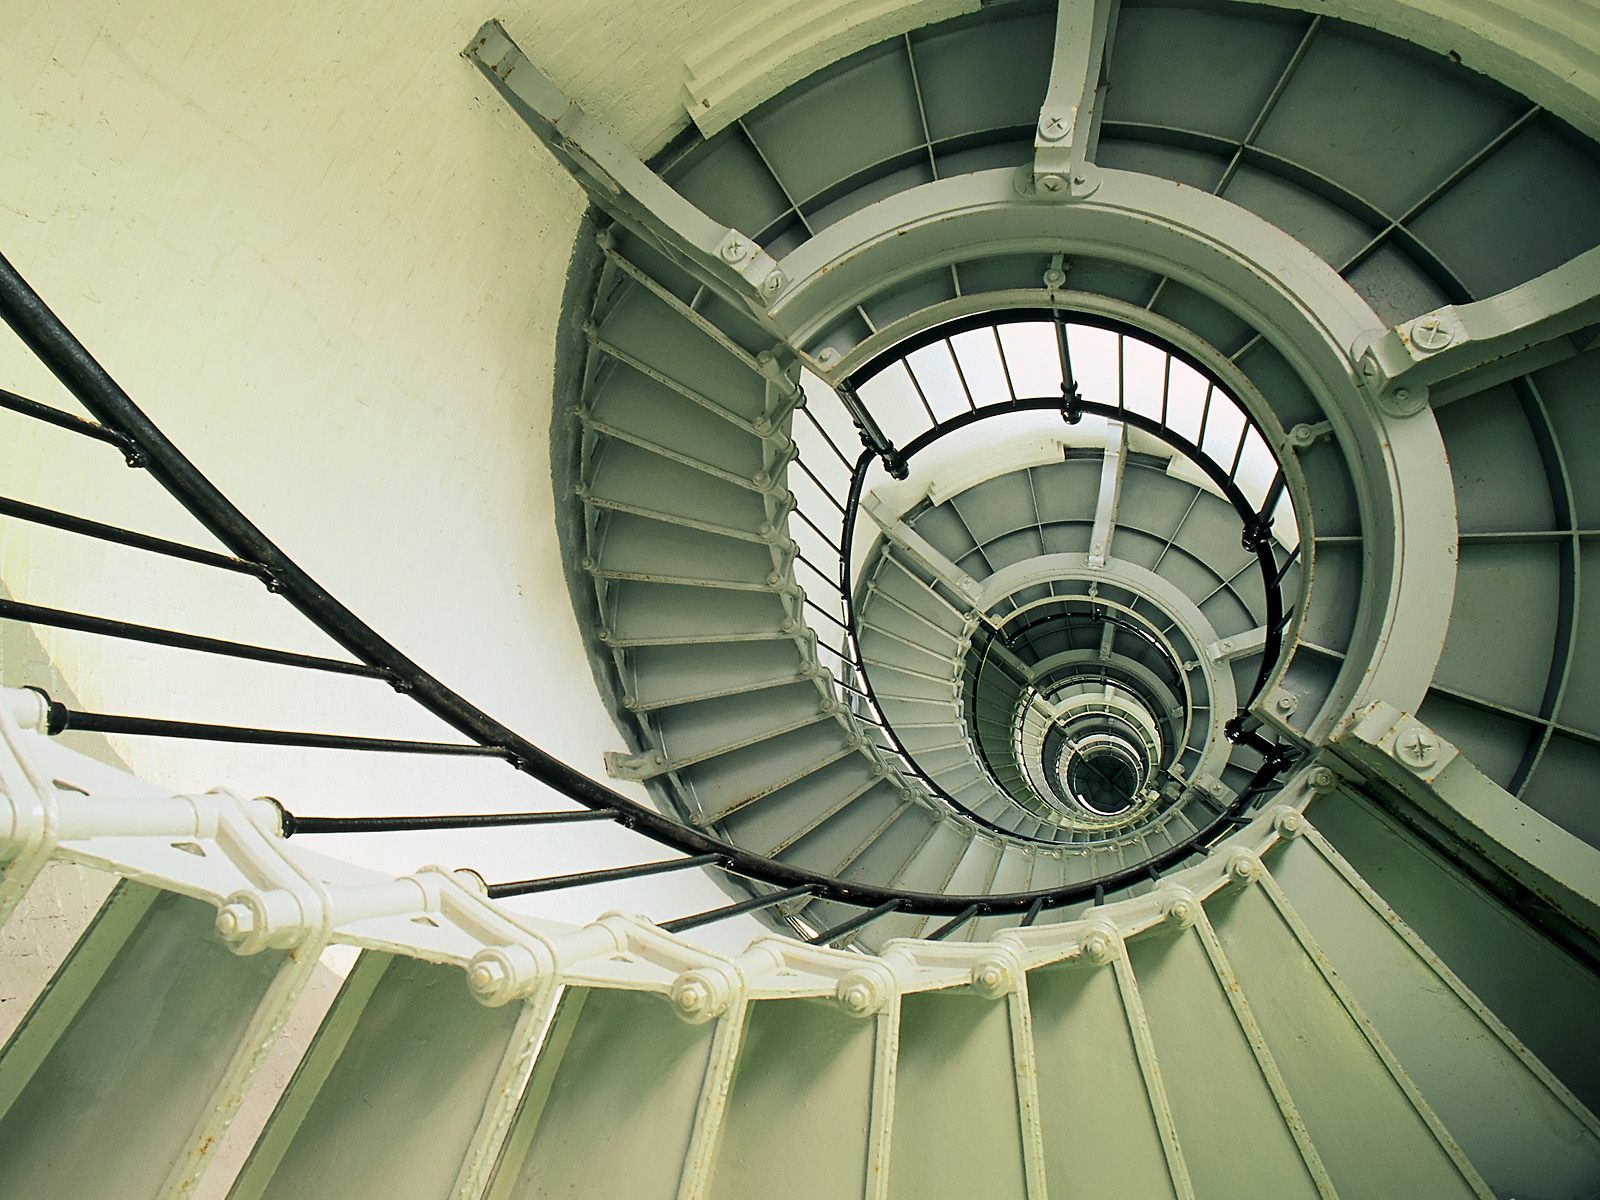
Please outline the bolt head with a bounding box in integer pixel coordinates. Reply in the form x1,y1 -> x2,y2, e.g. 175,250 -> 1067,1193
672,980 -> 710,1018
1227,851 -> 1261,884
1396,723 -> 1440,769
215,902 -> 255,940
1081,928 -> 1116,965
1308,766 -> 1338,793
1409,316 -> 1455,351
838,981 -> 877,1016
1273,807 -> 1305,838
971,958 -> 1013,998
468,959 -> 508,996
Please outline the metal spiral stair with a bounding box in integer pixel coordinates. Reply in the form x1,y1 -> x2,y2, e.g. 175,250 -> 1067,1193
3,1 -> 1600,1198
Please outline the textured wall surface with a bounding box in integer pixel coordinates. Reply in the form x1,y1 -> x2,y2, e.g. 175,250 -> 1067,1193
4,0 -> 1599,921
0,0 -> 812,927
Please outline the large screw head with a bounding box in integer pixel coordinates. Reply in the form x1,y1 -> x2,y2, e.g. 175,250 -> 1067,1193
1396,723 -> 1440,770
1039,113 -> 1069,140
1409,316 -> 1455,352
719,236 -> 748,263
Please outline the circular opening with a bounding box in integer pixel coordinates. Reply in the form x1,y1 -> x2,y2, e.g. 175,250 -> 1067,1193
1068,749 -> 1141,816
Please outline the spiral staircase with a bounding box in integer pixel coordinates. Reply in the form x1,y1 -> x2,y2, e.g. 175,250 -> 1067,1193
4,0 -> 1600,1197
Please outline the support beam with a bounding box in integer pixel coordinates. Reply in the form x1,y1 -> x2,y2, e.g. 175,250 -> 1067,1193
1208,625 -> 1267,664
1354,244 -> 1600,414
464,21 -> 785,316
1086,429 -> 1126,569
862,492 -> 983,608
1333,702 -> 1600,937
1032,0 -> 1118,199
1097,618 -> 1117,661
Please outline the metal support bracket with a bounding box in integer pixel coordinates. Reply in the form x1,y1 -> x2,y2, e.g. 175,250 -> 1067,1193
1032,0 -> 1118,200
1333,701 -> 1600,938
1352,243 -> 1600,415
465,21 -> 786,316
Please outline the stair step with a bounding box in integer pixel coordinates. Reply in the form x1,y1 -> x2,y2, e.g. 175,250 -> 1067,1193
1309,792 -> 1600,1115
1031,952 -> 1184,1197
592,512 -> 778,588
582,379 -> 768,483
1270,829 -> 1600,1198
708,998 -> 886,1200
595,284 -> 768,425
0,883 -> 304,1199
484,987 -> 730,1200
1206,878 -> 1488,1200
766,779 -> 906,862
653,682 -> 834,766
684,722 -> 860,821
604,581 -> 792,643
1126,924 -> 1326,1199
587,439 -> 775,532
620,641 -> 806,711
888,989 -> 1036,1198
230,951 -> 532,1200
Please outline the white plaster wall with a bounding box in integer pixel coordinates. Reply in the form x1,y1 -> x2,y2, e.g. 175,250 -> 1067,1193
5,0 -> 1592,932
0,0 -> 846,934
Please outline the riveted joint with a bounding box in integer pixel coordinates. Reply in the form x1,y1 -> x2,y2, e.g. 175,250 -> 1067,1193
669,964 -> 740,1024
835,962 -> 896,1017
1226,849 -> 1262,885
1159,886 -> 1199,928
1079,922 -> 1119,965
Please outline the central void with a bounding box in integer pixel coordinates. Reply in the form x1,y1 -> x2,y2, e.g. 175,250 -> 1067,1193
784,313 -> 1303,848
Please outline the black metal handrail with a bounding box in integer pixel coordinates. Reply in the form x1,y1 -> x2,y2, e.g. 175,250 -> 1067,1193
799,311 -> 1297,852
0,251 -> 1294,934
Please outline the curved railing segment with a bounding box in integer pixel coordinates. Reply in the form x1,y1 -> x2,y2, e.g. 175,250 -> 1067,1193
0,251 -> 1295,932
798,312 -> 1299,845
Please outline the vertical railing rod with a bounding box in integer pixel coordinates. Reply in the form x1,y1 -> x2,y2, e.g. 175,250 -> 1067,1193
0,495 -> 266,576
807,898 -> 904,945
790,455 -> 848,514
486,853 -> 724,899
660,884 -> 816,933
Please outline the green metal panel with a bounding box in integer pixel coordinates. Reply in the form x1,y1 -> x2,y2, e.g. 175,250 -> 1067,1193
1269,832 -> 1600,1198
709,998 -> 885,1200
1126,925 -> 1323,1200
1207,882 -> 1487,1200
488,987 -> 721,1200
233,953 -> 531,1200
1311,792 -> 1600,1112
0,883 -> 286,1199
889,990 -> 1028,1199
1028,960 -> 1180,1200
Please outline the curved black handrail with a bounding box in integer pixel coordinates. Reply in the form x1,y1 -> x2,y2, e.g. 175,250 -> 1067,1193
0,251 -> 1294,920
834,394 -> 1286,845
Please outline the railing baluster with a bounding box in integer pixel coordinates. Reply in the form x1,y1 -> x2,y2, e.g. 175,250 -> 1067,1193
41,699 -> 507,756
0,495 -> 265,576
486,853 -> 723,899
924,903 -> 982,941
0,385 -> 139,459
660,884 -> 816,933
0,598 -> 388,678
282,808 -> 621,835
807,898 -> 904,945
